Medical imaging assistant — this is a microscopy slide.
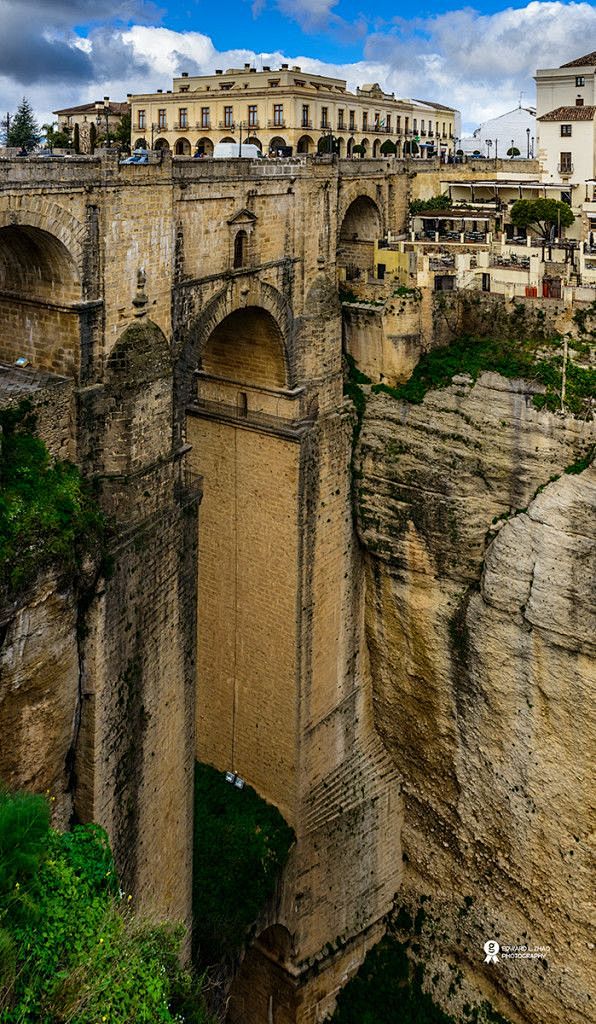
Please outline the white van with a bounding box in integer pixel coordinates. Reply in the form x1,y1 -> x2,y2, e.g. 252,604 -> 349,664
212,142 -> 263,159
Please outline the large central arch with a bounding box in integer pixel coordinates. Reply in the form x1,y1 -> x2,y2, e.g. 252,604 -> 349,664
0,223 -> 82,374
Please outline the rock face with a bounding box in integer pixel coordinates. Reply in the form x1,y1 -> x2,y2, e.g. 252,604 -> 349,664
356,372 -> 595,1024
0,573 -> 79,829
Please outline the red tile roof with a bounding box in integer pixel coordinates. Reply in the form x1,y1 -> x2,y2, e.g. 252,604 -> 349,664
538,105 -> 596,122
560,52 -> 596,68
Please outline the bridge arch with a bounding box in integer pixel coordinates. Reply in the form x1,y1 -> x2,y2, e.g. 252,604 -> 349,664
337,193 -> 383,278
0,221 -> 83,375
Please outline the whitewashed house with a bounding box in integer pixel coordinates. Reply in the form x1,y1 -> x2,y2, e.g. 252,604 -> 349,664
460,106 -> 536,159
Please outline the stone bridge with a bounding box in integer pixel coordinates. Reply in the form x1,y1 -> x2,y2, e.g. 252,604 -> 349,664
0,151 -> 410,1022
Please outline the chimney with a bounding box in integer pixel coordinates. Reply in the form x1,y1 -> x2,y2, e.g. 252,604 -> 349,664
244,62 -> 251,70
181,72 -> 189,77
157,89 -> 163,93
292,66 -> 301,71
281,63 -> 288,69
215,69 -> 223,75
263,65 -> 270,72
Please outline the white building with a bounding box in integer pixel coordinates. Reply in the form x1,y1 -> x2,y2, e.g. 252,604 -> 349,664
535,51 -> 596,245
460,106 -> 536,159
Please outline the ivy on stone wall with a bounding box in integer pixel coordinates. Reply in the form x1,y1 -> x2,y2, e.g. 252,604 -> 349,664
0,403 -> 108,598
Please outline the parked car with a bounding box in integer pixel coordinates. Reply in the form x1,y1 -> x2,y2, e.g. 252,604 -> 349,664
213,143 -> 263,159
120,149 -> 149,165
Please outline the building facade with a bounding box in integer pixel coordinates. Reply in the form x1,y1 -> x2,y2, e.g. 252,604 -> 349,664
129,64 -> 457,158
53,98 -> 129,153
535,51 -> 596,244
461,105 -> 536,159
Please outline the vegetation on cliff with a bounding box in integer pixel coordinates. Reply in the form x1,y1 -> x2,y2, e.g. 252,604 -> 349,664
370,329 -> 594,417
193,763 -> 294,966
0,404 -> 108,597
0,786 -> 211,1023
329,907 -> 512,1024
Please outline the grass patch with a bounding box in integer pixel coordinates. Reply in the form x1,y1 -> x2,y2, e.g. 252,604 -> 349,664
0,403 -> 108,597
0,785 -> 211,1024
369,335 -> 595,416
192,763 -> 294,966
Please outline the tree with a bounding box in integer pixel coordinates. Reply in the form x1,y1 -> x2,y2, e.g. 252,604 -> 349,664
7,97 -> 41,150
41,121 -> 71,151
351,143 -> 365,157
89,122 -> 97,154
510,198 -> 575,241
507,146 -> 521,157
73,122 -> 80,154
380,139 -> 396,155
111,111 -> 131,151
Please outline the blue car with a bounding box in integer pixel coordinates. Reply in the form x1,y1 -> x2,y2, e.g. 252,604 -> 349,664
120,149 -> 149,165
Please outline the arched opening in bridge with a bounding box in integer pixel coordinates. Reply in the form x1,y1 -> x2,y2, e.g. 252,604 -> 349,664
338,196 -> 382,278
227,925 -> 296,1024
245,136 -> 262,150
195,137 -> 214,156
0,224 -> 81,375
154,138 -> 170,150
269,136 -> 286,155
175,137 -> 191,155
186,302 -> 300,820
199,306 -> 286,389
296,134 -> 314,153
233,230 -> 248,269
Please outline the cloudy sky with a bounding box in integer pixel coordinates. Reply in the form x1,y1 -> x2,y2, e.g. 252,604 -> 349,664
1,0 -> 595,132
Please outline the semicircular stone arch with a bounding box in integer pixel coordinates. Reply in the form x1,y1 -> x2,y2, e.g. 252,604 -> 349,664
336,188 -> 385,278
0,197 -> 86,276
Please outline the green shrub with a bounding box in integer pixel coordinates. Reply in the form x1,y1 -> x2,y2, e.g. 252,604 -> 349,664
0,404 -> 108,595
0,786 -> 210,1023
193,763 -> 294,965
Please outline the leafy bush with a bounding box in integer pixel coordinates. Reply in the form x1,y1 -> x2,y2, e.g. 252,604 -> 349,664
410,194 -> 452,215
0,403 -> 108,595
0,786 -> 211,1023
193,763 -> 294,965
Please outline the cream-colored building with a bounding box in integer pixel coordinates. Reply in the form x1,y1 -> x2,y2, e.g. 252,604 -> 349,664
53,98 -> 129,154
535,51 -> 596,244
129,64 -> 457,158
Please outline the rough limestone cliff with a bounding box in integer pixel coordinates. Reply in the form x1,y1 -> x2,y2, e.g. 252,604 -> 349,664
355,371 -> 595,1024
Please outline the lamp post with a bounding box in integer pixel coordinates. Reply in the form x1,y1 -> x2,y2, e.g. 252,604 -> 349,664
531,136 -> 534,158
150,123 -> 158,149
95,96 -> 112,148
526,127 -> 530,159
486,138 -> 492,160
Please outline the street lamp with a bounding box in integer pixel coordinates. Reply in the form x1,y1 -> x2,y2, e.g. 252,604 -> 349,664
95,96 -> 112,147
486,138 -> 492,160
526,127 -> 530,159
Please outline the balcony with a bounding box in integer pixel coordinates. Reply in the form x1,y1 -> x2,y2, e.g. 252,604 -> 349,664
219,120 -> 235,129
247,121 -> 260,130
173,123 -> 189,131
267,120 -> 286,128
320,121 -> 330,130
558,162 -> 574,176
301,120 -> 313,128
196,122 -> 211,130
135,123 -> 146,132
371,124 -> 391,134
